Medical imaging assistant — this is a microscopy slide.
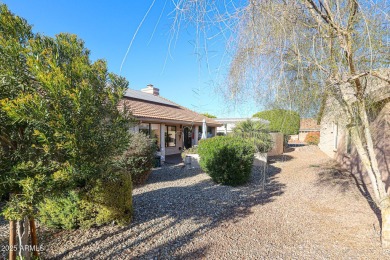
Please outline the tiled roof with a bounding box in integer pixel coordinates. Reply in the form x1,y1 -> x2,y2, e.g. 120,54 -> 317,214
119,90 -> 222,126
124,89 -> 177,106
300,118 -> 320,131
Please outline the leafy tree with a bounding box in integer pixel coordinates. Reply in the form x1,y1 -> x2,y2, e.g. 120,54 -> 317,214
170,0 -> 390,247
253,109 -> 300,135
0,4 -> 133,258
232,119 -> 272,153
201,112 -> 217,118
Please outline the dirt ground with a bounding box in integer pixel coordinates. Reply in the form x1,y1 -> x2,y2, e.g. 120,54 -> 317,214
1,146 -> 388,259
175,146 -> 388,259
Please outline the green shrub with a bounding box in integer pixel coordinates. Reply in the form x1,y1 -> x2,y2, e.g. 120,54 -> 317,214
305,132 -> 320,145
38,171 -> 133,229
253,109 -> 300,135
79,171 -> 133,228
38,191 -> 80,230
119,132 -> 157,185
198,136 -> 255,186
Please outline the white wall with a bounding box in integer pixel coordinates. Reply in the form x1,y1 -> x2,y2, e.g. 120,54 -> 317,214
319,121 -> 344,158
216,123 -> 237,134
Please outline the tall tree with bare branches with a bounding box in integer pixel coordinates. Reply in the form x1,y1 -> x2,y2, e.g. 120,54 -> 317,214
171,0 -> 390,246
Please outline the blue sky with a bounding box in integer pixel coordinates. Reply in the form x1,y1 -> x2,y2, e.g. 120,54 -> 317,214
2,0 -> 259,117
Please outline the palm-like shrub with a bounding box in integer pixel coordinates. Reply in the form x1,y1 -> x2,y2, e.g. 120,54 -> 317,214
232,119 -> 273,153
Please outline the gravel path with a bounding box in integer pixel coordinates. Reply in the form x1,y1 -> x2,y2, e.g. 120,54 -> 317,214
1,146 -> 388,259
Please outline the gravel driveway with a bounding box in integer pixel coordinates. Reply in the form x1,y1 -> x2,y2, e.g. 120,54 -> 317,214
1,146 -> 388,259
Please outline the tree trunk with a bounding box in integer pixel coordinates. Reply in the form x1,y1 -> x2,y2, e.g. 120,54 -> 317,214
29,217 -> 39,257
382,200 -> 390,248
354,103 -> 390,247
17,217 -> 30,260
9,220 -> 16,260
359,102 -> 388,201
351,126 -> 381,202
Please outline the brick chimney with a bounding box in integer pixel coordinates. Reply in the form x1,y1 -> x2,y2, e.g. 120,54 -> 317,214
141,84 -> 159,96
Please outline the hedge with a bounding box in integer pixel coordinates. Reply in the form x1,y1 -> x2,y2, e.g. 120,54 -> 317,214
198,136 -> 254,186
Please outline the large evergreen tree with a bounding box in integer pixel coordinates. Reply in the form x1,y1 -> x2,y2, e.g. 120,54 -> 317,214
171,0 -> 390,247
0,5 -> 133,258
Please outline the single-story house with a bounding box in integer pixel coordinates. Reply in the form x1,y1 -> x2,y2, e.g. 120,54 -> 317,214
318,70 -> 390,191
118,84 -> 222,162
215,118 -> 269,135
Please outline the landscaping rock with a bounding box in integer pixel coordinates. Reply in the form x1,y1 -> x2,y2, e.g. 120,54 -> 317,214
0,147 -> 387,259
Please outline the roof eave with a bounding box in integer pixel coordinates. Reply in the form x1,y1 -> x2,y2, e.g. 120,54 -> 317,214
134,117 -> 223,127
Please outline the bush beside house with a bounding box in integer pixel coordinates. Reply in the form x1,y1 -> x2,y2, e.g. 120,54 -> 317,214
38,133 -> 157,230
38,171 -> 133,229
304,132 -> 320,145
198,136 -> 255,186
119,132 -> 157,186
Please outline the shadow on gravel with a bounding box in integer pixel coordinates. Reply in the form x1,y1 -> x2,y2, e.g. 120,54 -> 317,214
268,154 -> 294,164
146,165 -> 202,185
52,164 -> 284,259
316,161 -> 382,227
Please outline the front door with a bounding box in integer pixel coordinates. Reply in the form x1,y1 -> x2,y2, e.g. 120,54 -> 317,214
183,127 -> 192,149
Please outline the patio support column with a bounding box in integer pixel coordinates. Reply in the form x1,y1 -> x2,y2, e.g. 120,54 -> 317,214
194,125 -> 199,145
160,124 -> 166,162
211,127 -> 216,137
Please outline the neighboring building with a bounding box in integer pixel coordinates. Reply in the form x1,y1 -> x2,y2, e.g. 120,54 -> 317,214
118,85 -> 222,162
318,70 -> 390,191
298,118 -> 321,141
215,118 -> 269,135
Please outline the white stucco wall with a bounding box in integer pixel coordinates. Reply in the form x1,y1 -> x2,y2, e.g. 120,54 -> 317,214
216,122 -> 237,134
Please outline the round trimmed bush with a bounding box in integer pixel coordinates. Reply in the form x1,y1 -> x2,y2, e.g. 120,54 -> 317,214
198,136 -> 255,186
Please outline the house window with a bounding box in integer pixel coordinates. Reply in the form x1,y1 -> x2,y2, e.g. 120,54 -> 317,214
151,124 -> 160,147
139,123 -> 161,148
165,126 -> 176,147
139,123 -> 150,136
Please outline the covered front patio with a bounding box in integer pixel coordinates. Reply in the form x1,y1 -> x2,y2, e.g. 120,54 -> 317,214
120,85 -> 222,162
131,119 -> 219,163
